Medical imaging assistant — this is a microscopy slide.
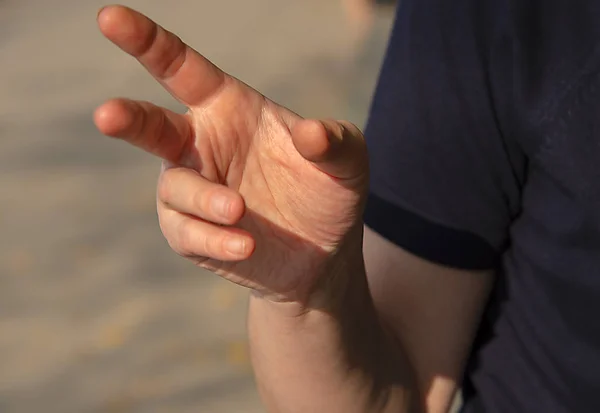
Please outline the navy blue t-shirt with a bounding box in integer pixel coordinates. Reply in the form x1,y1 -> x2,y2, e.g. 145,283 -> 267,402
363,1 -> 600,412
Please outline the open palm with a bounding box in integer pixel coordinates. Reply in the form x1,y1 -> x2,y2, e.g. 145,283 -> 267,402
94,6 -> 369,302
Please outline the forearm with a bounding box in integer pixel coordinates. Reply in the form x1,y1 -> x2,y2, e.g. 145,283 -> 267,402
248,253 -> 417,413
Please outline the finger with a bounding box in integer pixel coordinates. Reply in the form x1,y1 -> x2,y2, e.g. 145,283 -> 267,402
97,5 -> 227,107
158,208 -> 255,261
291,119 -> 368,181
158,166 -> 245,225
94,98 -> 192,164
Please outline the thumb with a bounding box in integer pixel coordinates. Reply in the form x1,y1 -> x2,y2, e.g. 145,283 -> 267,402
291,119 -> 369,182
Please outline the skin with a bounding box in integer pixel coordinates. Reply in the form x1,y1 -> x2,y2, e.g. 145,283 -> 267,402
94,5 -> 368,304
94,5 -> 494,412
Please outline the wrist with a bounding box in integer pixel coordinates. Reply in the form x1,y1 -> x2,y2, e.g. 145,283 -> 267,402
247,245 -> 412,413
249,241 -> 366,320
250,222 -> 367,316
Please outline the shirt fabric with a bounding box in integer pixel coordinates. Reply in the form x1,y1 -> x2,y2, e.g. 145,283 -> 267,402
363,1 -> 600,412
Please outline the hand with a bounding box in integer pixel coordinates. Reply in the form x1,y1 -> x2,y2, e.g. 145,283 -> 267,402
94,5 -> 369,304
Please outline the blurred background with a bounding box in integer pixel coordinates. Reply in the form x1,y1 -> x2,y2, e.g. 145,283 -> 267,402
0,0 -> 395,411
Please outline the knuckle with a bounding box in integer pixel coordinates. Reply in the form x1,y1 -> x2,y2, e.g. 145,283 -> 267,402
157,167 -> 185,203
176,221 -> 196,257
156,204 -> 168,227
158,214 -> 181,253
157,172 -> 173,202
160,35 -> 187,78
149,29 -> 186,79
165,234 -> 180,255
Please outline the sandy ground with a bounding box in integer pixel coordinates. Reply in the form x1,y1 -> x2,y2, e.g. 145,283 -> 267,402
0,1 -> 393,412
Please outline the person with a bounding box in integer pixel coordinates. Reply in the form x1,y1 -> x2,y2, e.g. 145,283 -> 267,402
93,2 -> 600,412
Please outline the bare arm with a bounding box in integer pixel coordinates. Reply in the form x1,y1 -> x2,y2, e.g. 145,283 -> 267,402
364,226 -> 494,412
247,226 -> 493,413
248,227 -> 413,413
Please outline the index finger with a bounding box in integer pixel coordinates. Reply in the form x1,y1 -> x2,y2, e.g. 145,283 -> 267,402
97,5 -> 227,107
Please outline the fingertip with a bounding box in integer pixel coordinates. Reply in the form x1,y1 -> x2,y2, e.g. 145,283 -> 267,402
97,6 -> 106,20
94,98 -> 136,137
293,119 -> 367,181
246,236 -> 257,258
224,232 -> 256,261
229,193 -> 247,224
241,234 -> 257,260
215,192 -> 246,226
97,5 -> 152,55
97,5 -> 125,31
291,119 -> 330,162
96,4 -> 119,20
294,118 -> 324,134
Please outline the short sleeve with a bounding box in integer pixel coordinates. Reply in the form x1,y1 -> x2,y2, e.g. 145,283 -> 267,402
363,0 -> 526,270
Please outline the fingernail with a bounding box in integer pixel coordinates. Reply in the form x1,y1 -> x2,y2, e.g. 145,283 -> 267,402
97,6 -> 108,19
211,194 -> 231,219
225,238 -> 246,257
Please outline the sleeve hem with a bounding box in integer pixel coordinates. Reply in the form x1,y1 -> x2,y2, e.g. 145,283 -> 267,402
363,193 -> 499,270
